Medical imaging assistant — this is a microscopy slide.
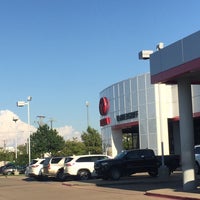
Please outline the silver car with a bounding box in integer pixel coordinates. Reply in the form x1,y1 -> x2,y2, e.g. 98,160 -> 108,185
42,157 -> 72,181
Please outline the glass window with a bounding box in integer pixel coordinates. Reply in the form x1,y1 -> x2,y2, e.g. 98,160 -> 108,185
195,147 -> 200,154
40,160 -> 45,164
30,159 -> 38,165
76,157 -> 92,162
65,157 -> 73,163
126,151 -> 140,159
51,157 -> 63,164
142,150 -> 154,158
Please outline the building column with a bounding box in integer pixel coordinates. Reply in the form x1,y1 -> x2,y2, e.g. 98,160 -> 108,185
178,79 -> 196,191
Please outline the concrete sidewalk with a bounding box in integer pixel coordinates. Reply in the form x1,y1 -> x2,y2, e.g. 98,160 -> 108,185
63,171 -> 200,200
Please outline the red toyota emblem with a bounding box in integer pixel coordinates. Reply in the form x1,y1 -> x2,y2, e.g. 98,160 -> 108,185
99,97 -> 110,116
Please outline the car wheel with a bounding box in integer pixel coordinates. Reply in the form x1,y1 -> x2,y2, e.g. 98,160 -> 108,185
77,169 -> 91,180
110,168 -> 121,180
148,170 -> 158,177
56,169 -> 66,181
102,175 -> 109,180
195,162 -> 200,175
6,171 -> 12,176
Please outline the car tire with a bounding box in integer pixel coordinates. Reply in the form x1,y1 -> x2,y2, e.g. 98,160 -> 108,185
195,162 -> 200,175
6,171 -> 13,176
110,168 -> 121,180
77,169 -> 91,180
102,176 -> 109,180
56,169 -> 66,181
148,170 -> 158,177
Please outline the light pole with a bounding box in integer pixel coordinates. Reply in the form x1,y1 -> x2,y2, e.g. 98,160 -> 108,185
17,96 -> 32,164
13,117 -> 18,159
86,101 -> 89,128
138,44 -> 169,178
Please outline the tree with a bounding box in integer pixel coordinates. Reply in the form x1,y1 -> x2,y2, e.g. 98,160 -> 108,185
59,137 -> 87,156
16,144 -> 29,165
81,126 -> 102,154
30,124 -> 65,158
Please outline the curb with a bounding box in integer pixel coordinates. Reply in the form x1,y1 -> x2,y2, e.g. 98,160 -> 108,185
145,191 -> 200,200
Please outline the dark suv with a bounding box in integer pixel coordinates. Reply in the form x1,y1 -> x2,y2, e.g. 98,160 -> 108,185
94,149 -> 160,180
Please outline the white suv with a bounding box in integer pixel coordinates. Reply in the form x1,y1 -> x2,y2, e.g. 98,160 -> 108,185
25,158 -> 47,180
64,154 -> 110,180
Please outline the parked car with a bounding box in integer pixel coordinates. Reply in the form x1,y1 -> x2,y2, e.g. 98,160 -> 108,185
0,163 -> 15,174
25,158 -> 49,180
42,157 -> 72,181
2,165 -> 26,175
64,154 -> 111,180
94,149 -> 180,180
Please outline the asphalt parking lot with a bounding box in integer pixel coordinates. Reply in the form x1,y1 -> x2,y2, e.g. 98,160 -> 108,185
1,171 -> 200,200
62,171 -> 200,200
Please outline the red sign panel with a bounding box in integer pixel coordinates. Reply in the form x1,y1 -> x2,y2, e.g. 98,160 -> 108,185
100,117 -> 111,126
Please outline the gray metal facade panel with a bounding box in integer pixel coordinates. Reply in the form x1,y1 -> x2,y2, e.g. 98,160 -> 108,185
150,51 -> 161,75
160,41 -> 183,70
183,31 -> 200,62
150,31 -> 200,76
150,40 -> 183,75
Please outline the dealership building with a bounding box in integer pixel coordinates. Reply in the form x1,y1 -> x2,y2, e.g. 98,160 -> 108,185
99,71 -> 200,158
99,31 -> 200,191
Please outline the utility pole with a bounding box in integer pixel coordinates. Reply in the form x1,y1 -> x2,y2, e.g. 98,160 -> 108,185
86,101 -> 89,128
49,118 -> 55,129
37,115 -> 45,127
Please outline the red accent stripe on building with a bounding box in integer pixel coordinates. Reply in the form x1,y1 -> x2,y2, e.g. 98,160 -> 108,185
112,121 -> 139,130
151,57 -> 200,84
169,112 -> 200,121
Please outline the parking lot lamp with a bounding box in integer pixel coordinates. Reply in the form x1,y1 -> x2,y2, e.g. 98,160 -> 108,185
16,96 -> 32,164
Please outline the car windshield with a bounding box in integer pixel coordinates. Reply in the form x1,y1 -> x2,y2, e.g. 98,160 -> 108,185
30,159 -> 38,165
114,151 -> 128,159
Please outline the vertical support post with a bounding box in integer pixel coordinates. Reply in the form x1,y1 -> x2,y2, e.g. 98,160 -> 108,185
178,79 -> 196,191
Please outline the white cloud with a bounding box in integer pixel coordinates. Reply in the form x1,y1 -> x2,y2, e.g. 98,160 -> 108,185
0,110 -> 81,148
56,126 -> 81,141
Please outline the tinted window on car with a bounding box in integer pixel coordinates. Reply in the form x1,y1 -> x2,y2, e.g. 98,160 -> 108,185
40,160 -> 45,164
76,157 -> 92,162
141,150 -> 155,158
195,147 -> 200,154
126,151 -> 140,159
51,157 -> 63,164
98,156 -> 108,160
65,157 -> 73,163
90,156 -> 107,162
30,159 -> 38,165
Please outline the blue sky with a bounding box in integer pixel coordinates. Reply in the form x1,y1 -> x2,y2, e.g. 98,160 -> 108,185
0,0 -> 200,133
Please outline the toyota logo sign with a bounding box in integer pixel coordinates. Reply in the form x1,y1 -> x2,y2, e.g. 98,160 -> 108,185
99,97 -> 110,116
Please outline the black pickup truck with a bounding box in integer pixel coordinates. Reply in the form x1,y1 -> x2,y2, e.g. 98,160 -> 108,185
94,149 -> 180,180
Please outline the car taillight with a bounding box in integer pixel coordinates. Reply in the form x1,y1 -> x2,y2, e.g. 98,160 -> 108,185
65,162 -> 74,167
32,165 -> 39,168
48,164 -> 50,169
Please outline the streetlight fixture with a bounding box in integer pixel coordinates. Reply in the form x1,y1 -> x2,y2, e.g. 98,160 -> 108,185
86,101 -> 89,128
16,96 -> 32,164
